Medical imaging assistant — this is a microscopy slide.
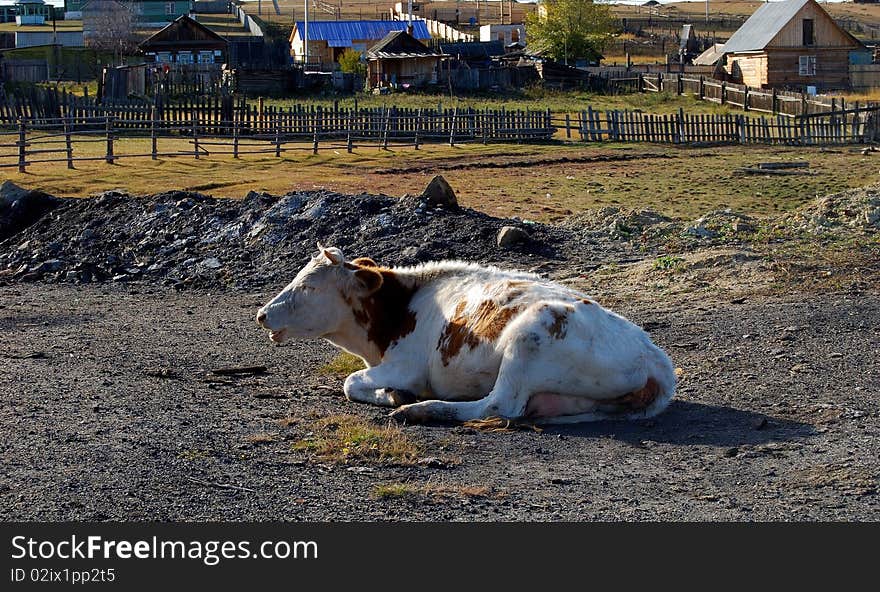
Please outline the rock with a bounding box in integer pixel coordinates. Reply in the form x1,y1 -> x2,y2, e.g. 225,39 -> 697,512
201,258 -> 222,269
31,259 -> 65,276
417,457 -> 453,469
496,226 -> 530,248
683,225 -> 717,239
0,181 -> 60,242
421,175 -> 458,209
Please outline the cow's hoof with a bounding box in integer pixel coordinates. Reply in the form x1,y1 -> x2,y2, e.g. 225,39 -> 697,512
388,389 -> 418,407
388,408 -> 409,423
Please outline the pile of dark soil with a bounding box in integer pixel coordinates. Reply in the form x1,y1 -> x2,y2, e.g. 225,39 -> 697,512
0,182 -> 634,290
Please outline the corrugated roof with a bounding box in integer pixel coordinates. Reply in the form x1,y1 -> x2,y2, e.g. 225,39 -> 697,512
722,0 -> 810,53
293,20 -> 430,45
367,30 -> 440,59
693,43 -> 725,66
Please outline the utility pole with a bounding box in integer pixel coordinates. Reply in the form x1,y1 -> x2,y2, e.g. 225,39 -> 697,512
304,0 -> 309,69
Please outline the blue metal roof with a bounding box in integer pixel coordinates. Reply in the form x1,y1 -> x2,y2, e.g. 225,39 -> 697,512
294,20 -> 431,45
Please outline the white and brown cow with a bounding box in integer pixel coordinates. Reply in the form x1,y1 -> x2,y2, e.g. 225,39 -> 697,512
256,244 -> 677,424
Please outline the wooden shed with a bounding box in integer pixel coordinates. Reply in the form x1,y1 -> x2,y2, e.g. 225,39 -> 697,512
366,30 -> 442,89
722,0 -> 870,91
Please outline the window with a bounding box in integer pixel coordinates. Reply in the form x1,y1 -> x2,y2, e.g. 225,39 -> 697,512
802,19 -> 814,46
166,2 -> 175,15
799,55 -> 816,76
198,51 -> 214,64
156,52 -> 172,63
176,52 -> 193,64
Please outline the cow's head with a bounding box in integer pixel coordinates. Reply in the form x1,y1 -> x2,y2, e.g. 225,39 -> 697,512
256,243 -> 383,343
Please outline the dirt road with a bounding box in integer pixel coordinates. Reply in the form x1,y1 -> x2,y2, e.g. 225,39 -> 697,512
1,283 -> 877,521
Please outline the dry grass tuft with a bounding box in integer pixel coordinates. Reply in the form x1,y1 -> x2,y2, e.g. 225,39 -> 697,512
246,433 -> 276,444
316,352 -> 365,378
292,414 -> 420,465
372,481 -> 497,500
463,416 -> 543,433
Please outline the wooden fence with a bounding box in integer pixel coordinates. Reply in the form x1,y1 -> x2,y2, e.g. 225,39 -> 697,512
640,72 -> 879,117
0,109 -> 557,172
556,106 -> 880,145
1,104 -> 877,172
553,105 -> 878,147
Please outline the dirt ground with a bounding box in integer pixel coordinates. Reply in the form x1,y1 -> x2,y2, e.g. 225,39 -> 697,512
1,281 -> 877,521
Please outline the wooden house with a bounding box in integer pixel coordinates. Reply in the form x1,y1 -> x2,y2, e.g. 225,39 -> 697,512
366,30 -> 442,89
139,15 -> 228,65
721,0 -> 870,91
289,20 -> 430,71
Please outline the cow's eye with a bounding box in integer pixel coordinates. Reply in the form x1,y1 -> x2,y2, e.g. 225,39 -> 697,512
299,286 -> 315,294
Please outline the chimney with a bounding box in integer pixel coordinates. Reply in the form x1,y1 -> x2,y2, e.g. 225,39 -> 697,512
407,23 -> 414,35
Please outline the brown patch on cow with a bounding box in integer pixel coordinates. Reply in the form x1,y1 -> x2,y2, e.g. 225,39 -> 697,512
471,300 -> 520,341
613,377 -> 661,411
580,298 -> 593,305
351,257 -> 378,268
437,299 -> 521,366
437,301 -> 481,366
352,269 -> 418,358
546,308 -> 569,340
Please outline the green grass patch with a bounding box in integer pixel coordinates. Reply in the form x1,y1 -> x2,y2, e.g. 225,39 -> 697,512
292,415 -> 420,465
653,255 -> 685,271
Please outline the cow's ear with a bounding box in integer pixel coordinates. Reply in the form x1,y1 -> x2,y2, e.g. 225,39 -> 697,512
351,257 -> 378,268
322,247 -> 343,266
354,268 -> 383,295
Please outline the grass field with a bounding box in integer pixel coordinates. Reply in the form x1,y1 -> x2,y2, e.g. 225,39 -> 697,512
3,134 -> 874,222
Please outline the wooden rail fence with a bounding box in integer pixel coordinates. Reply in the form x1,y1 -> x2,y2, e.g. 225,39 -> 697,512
2,105 -> 877,171
556,106 -> 880,145
640,72 -> 879,118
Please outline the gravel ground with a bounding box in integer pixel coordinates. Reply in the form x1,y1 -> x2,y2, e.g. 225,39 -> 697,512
1,283 -> 877,521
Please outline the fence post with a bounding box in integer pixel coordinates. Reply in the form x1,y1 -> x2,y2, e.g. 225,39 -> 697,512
312,116 -> 319,155
275,113 -> 282,158
414,108 -> 421,150
743,86 -> 750,112
233,115 -> 240,159
771,88 -> 778,115
17,118 -> 26,173
192,115 -> 199,160
720,81 -> 726,105
565,113 -> 571,139
449,108 -> 457,147
105,116 -> 114,164
150,106 -> 157,160
64,116 -> 73,169
699,76 -> 704,100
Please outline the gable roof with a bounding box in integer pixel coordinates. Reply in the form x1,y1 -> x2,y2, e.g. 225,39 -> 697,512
292,20 -> 431,46
722,0 -> 861,53
693,43 -> 725,66
366,30 -> 440,59
139,15 -> 228,51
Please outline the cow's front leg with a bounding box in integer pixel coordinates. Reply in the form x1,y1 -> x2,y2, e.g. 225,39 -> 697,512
343,364 -> 422,408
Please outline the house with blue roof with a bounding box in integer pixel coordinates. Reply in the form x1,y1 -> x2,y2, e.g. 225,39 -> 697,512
289,19 -> 431,70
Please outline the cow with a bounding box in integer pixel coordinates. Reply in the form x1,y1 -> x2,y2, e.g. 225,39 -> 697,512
256,243 -> 677,424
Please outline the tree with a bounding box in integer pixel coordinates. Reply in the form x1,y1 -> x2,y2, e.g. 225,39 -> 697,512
83,0 -> 139,64
526,0 -> 617,65
338,49 -> 366,76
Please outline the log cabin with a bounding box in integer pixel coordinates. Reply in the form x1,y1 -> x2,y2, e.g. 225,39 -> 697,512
722,0 -> 871,91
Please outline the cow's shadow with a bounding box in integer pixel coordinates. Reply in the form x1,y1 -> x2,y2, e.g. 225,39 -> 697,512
542,400 -> 816,447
